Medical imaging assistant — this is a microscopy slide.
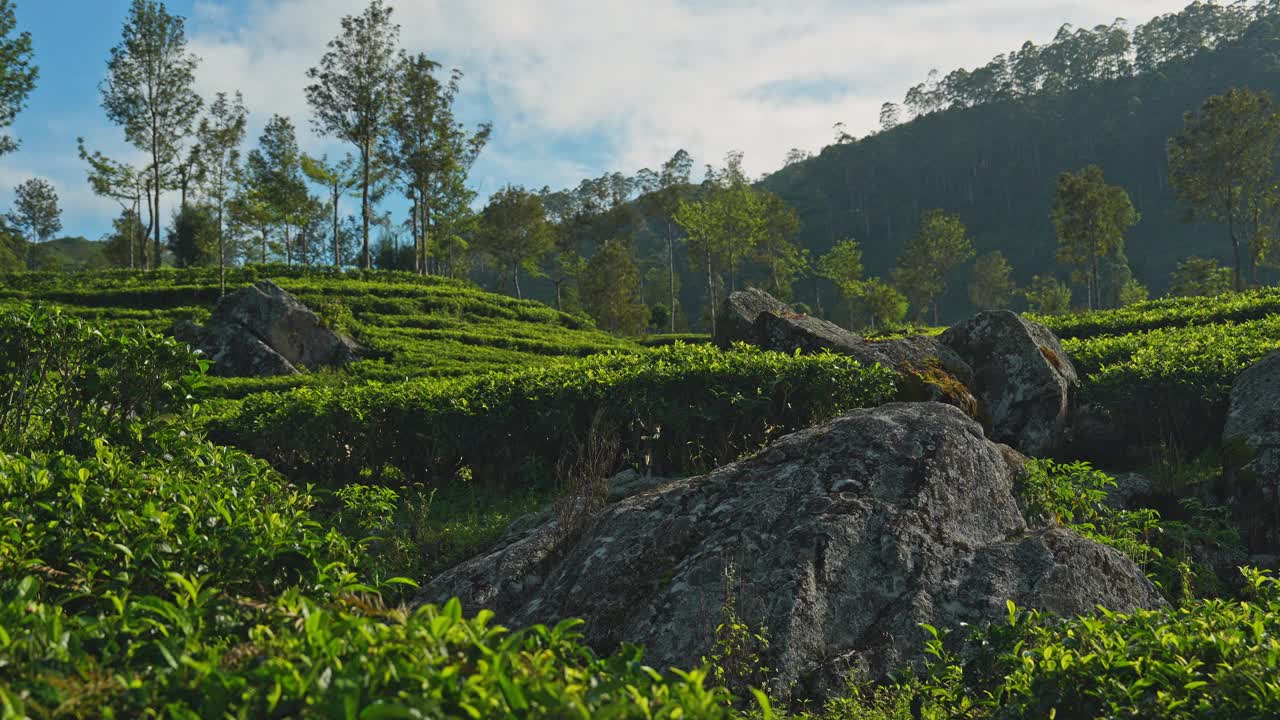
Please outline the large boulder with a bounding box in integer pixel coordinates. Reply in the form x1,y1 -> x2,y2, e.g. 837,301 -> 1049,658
1222,351 -> 1280,552
417,403 -> 1163,698
940,311 -> 1079,457
716,289 -> 978,417
175,280 -> 360,377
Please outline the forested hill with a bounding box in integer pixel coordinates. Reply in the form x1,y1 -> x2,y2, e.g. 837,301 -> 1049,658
761,9 -> 1280,320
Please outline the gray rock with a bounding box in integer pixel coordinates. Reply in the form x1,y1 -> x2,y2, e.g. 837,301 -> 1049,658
607,468 -> 676,503
1222,351 -> 1280,552
174,280 -> 360,377
941,311 -> 1079,457
416,403 -> 1163,699
716,289 -> 978,417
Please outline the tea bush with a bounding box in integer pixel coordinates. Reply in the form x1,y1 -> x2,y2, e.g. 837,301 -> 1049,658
0,266 -> 636,397
211,343 -> 897,488
0,305 -> 204,457
0,299 -> 750,719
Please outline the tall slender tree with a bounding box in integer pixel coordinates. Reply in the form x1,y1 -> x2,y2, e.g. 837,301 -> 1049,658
245,115 -> 309,265
301,153 -> 359,269
6,178 -> 60,268
195,91 -> 247,295
474,186 -> 555,299
384,54 -> 490,276
1169,87 -> 1280,291
77,139 -> 148,269
1051,165 -> 1139,309
893,209 -> 975,323
0,0 -> 37,157
656,149 -> 692,332
817,238 -> 864,330
306,0 -> 401,269
100,0 -> 203,270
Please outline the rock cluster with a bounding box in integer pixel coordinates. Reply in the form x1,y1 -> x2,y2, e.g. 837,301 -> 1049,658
715,290 -> 1079,457
418,403 -> 1164,696
172,280 -> 360,377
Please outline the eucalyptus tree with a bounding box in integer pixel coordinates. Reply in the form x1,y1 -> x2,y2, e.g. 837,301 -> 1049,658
6,178 -> 60,268
1169,87 -> 1280,291
77,139 -> 148,268
0,0 -> 36,157
195,91 -> 247,295
384,53 -> 491,275
1051,165 -> 1139,309
244,115 -> 309,265
301,153 -> 359,268
474,186 -> 554,299
101,0 -> 203,269
306,0 -> 401,269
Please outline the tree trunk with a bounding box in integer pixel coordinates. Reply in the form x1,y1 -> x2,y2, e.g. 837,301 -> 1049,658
410,188 -> 420,275
218,204 -> 225,297
667,221 -> 676,333
152,154 -> 162,270
513,262 -> 522,299
332,182 -> 341,269
1231,212 -> 1242,292
361,148 -> 371,270
706,248 -> 716,338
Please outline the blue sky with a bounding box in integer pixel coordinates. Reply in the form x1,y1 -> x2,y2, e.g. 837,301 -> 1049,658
1,0 -> 1191,241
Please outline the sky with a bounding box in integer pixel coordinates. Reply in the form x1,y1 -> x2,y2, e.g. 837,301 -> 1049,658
0,0 -> 1195,241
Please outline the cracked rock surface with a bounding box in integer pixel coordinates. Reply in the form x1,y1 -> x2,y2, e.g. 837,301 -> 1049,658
172,280 -> 360,377
417,403 -> 1163,697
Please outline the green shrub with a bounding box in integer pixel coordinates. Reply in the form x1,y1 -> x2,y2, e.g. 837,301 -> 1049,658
0,304 -> 204,457
211,343 -> 897,488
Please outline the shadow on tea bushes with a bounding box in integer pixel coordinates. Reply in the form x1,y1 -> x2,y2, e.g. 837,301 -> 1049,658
211,342 -> 897,489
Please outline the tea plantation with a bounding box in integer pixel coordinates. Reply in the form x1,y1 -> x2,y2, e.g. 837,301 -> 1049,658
4,272 -> 1280,718
0,266 -> 637,398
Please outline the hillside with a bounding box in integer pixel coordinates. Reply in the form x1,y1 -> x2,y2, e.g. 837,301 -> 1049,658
759,14 -> 1280,322
0,266 -> 636,397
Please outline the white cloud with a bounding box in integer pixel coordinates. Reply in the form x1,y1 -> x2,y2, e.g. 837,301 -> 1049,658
11,0 -> 1198,238
186,0 -> 1189,194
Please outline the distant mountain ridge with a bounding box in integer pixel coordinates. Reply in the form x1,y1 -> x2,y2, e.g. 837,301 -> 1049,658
759,10 -> 1280,321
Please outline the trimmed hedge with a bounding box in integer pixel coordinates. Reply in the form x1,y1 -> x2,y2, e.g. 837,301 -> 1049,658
210,343 -> 897,488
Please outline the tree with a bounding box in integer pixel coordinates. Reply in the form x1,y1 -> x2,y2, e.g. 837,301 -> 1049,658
301,153 -> 359,268
77,140 -> 149,269
101,0 -> 203,270
1052,165 -> 1139,309
1168,87 -> 1280,291
580,238 -> 648,336
245,115 -> 310,265
1024,274 -> 1073,314
166,202 -> 216,267
655,149 -> 692,332
1119,277 -> 1149,306
969,251 -> 1016,310
893,209 -> 975,323
0,0 -> 37,157
879,102 -> 901,131
7,178 -> 60,268
1169,256 -> 1233,296
784,148 -> 812,166
859,278 -> 908,330
103,208 -> 147,268
385,54 -> 490,276
195,91 -> 247,295
674,155 -> 764,334
474,186 -> 554,299
817,238 -> 864,330
306,0 -> 401,269
752,191 -> 808,300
